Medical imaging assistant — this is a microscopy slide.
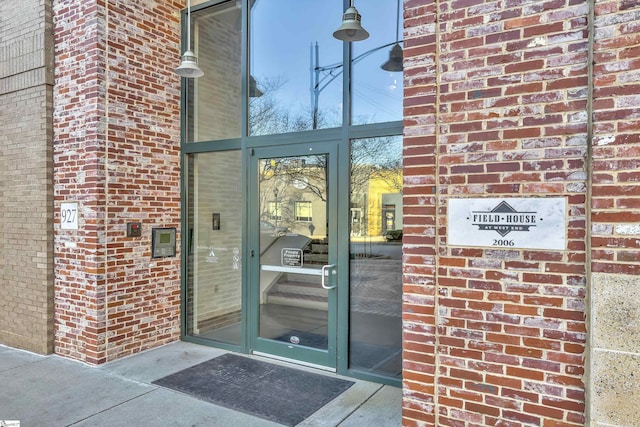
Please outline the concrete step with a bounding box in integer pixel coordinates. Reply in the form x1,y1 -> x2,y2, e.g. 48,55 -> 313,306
267,278 -> 329,310
267,291 -> 328,311
276,281 -> 327,298
286,272 -> 322,285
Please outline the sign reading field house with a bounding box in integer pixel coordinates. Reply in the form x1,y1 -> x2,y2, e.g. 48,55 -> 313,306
448,198 -> 566,250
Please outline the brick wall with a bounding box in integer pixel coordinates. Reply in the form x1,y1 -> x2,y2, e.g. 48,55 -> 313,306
53,0 -> 183,364
589,1 -> 640,425
403,0 -> 589,425
0,0 -> 54,354
591,0 -> 640,274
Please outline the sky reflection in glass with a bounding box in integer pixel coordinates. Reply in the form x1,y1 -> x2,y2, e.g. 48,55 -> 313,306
249,1 -> 402,135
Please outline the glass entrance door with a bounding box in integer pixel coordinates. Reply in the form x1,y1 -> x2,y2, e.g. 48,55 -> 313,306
249,142 -> 338,369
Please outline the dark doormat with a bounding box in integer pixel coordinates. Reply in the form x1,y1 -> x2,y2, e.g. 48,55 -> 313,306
152,353 -> 354,426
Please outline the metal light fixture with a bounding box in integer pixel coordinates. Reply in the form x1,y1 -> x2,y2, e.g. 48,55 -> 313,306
333,1 -> 369,42
381,43 -> 403,72
381,0 -> 403,72
176,0 -> 204,78
249,75 -> 263,98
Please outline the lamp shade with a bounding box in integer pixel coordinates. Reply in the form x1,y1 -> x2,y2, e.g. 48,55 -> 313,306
333,6 -> 369,42
249,75 -> 263,98
176,50 -> 204,78
381,43 -> 404,72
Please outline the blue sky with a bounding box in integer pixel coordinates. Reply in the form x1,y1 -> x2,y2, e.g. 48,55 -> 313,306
250,1 -> 403,126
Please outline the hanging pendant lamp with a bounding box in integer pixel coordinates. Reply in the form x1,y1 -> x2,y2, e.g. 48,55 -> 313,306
381,43 -> 403,72
333,0 -> 369,42
249,75 -> 263,98
381,0 -> 403,72
176,0 -> 204,78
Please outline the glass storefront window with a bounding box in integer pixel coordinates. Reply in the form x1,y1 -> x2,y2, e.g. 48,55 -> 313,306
185,150 -> 243,345
185,1 -> 242,142
249,0 -> 343,135
351,1 -> 403,125
186,1 -> 403,141
349,135 -> 403,378
181,0 -> 403,383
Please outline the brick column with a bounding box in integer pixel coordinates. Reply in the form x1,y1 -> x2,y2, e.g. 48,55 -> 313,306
53,0 -> 183,364
589,1 -> 640,425
403,0 -> 439,424
403,0 -> 588,425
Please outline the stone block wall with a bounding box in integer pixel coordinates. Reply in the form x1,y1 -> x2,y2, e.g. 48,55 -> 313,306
0,0 -> 54,354
52,0 -> 183,364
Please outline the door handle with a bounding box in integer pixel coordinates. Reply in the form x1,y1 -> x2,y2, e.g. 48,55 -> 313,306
321,264 -> 336,290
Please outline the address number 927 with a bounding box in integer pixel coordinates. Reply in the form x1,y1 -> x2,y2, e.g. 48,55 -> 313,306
61,208 -> 76,224
60,202 -> 79,230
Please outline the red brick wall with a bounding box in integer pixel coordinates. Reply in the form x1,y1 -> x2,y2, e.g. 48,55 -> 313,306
591,0 -> 640,275
53,0 -> 183,364
403,0 -> 439,424
403,0 -> 588,425
589,1 -> 640,425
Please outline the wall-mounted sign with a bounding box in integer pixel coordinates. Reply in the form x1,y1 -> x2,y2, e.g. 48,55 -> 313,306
60,202 -> 78,230
448,198 -> 566,250
281,248 -> 303,267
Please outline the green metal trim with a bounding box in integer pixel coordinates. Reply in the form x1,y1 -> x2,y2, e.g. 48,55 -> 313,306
247,141 -> 339,369
178,3 -> 190,341
245,146 -> 259,354
178,0 -> 405,384
181,123 -> 402,153
336,133 -> 351,375
182,334 -> 245,354
326,141 -> 340,367
348,121 -> 403,139
254,339 -> 332,367
182,138 -> 241,154
179,0 -> 235,343
179,151 -> 187,341
241,146 -> 251,350
241,0 -> 251,352
346,369 -> 403,388
246,128 -> 344,148
190,0 -> 221,14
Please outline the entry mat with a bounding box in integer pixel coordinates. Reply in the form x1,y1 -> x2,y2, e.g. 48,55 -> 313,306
152,353 -> 354,426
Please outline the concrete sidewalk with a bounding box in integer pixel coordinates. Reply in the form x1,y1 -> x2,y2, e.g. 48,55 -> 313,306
0,342 -> 401,426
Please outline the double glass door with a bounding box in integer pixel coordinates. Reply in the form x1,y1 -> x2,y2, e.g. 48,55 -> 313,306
249,141 -> 338,369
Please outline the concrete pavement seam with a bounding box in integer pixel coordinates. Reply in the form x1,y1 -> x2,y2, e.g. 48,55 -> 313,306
64,388 -> 160,427
334,384 -> 385,426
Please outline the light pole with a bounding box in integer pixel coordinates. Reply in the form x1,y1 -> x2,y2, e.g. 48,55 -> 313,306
310,41 -> 401,129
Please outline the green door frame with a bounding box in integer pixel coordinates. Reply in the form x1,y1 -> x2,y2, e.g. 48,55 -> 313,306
247,140 -> 342,369
179,129 -> 401,385
178,0 -> 403,386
